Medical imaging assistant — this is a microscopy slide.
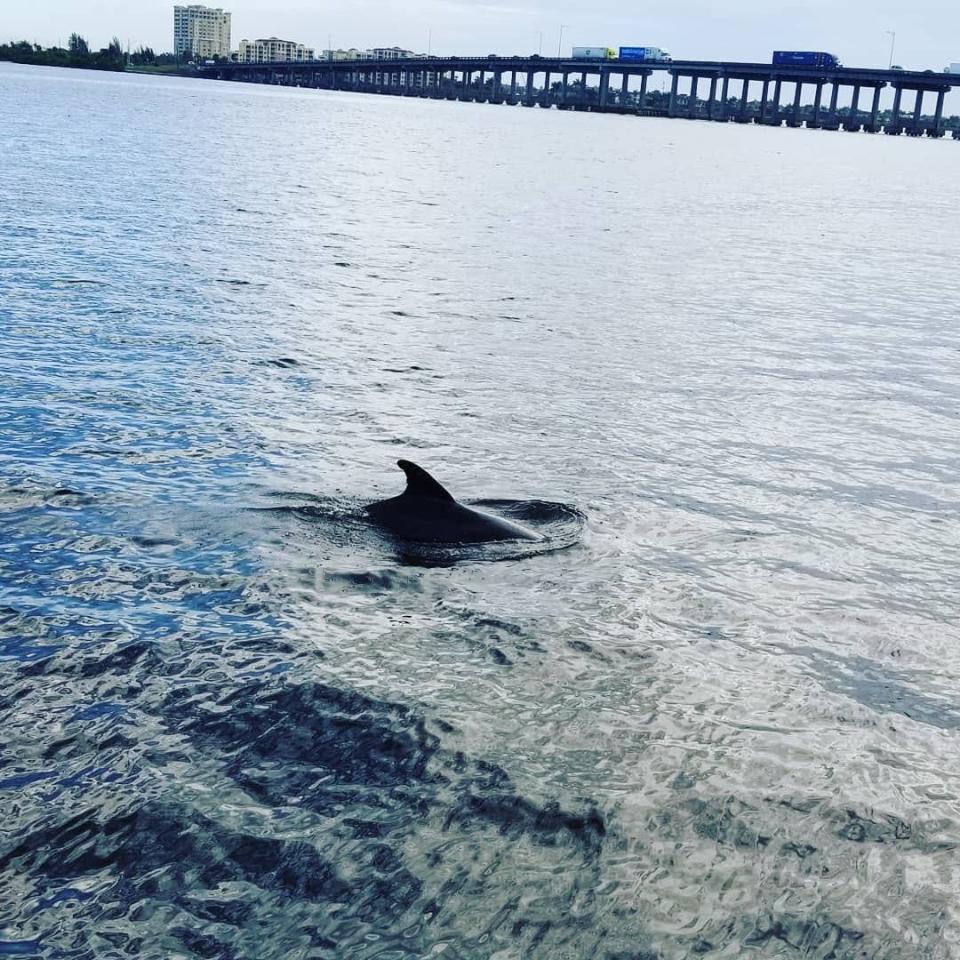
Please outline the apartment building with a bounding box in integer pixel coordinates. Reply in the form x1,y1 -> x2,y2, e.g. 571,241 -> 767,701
367,47 -> 432,86
322,48 -> 367,61
317,45 -> 434,86
237,37 -> 315,62
369,47 -> 417,60
173,5 -> 231,59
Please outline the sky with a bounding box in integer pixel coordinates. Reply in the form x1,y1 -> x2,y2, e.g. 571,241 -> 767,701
5,0 -> 960,72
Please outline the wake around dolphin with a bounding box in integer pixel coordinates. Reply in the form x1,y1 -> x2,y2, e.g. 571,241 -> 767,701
365,460 -> 543,545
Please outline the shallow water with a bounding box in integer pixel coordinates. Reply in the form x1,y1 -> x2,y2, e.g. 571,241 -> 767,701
1,62 -> 959,959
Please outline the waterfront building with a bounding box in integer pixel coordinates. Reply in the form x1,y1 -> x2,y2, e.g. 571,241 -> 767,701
322,48 -> 370,61
369,47 -> 417,60
368,48 -> 432,87
318,46 -> 432,85
174,5 -> 231,60
237,37 -> 314,63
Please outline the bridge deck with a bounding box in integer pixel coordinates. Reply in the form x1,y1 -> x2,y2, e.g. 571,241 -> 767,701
200,56 -> 960,89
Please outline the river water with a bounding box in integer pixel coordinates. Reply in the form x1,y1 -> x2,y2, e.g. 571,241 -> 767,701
1,62 -> 959,959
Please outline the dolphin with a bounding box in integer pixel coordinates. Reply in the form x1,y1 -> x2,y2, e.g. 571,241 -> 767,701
365,460 -> 542,544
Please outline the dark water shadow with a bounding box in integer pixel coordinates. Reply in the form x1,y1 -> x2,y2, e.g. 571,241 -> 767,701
254,495 -> 585,567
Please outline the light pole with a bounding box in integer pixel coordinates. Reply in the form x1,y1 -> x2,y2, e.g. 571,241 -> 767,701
885,30 -> 896,69
558,24 -> 569,58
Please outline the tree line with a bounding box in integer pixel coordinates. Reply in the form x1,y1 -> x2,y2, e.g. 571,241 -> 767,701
0,34 -> 183,71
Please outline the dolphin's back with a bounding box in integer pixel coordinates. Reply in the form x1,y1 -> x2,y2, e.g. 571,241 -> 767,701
364,461 -> 541,544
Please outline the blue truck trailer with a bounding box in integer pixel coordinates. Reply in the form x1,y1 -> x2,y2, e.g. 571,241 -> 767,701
619,46 -> 671,62
772,51 -> 841,68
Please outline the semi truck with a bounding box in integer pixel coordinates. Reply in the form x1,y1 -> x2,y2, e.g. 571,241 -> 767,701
571,47 -> 616,60
619,46 -> 672,62
772,51 -> 841,69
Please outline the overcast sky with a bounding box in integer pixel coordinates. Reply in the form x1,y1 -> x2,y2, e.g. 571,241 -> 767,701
5,1 -> 959,70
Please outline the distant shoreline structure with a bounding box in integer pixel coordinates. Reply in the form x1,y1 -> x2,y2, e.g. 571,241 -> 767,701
198,54 -> 960,140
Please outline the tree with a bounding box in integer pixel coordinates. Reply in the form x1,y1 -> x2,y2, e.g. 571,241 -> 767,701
130,45 -> 156,66
69,33 -> 89,56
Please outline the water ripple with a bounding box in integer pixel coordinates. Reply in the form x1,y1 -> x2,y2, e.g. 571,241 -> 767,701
1,62 -> 959,958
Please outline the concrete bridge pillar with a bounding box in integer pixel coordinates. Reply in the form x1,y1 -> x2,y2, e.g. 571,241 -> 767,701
639,72 -> 649,107
526,71 -> 534,97
621,72 -> 629,103
811,82 -> 824,126
510,71 -> 517,97
668,73 -> 679,116
792,81 -> 803,122
933,88 -> 946,134
828,82 -> 839,117
770,79 -> 781,123
869,85 -> 883,130
888,86 -> 903,132
739,78 -> 750,120
688,76 -> 699,117
707,76 -> 718,118
912,89 -> 925,133
720,76 -> 729,119
599,71 -> 610,107
847,84 -> 861,128
562,72 -> 569,105
543,71 -> 551,103
760,79 -> 770,121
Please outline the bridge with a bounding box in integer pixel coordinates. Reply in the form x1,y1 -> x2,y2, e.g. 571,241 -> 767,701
197,55 -> 960,138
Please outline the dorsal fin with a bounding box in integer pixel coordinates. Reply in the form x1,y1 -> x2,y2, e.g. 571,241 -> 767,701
397,460 -> 456,502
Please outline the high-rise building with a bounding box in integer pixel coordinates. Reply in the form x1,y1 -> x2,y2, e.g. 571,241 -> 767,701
237,37 -> 315,63
173,5 -> 231,60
